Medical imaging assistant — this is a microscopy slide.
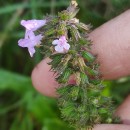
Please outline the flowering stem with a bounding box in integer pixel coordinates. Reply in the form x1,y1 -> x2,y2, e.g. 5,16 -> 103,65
19,0 -> 120,129
39,0 -> 120,129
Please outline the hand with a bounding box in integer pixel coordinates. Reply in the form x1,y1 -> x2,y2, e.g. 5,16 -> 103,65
31,10 -> 130,130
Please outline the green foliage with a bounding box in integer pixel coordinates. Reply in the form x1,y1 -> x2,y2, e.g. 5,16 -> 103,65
0,69 -> 74,130
0,0 -> 130,130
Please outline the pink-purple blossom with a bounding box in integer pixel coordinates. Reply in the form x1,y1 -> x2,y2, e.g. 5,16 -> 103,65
52,36 -> 70,53
18,31 -> 43,57
21,19 -> 46,31
18,19 -> 46,57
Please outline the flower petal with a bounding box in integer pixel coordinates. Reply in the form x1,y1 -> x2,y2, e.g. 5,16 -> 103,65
52,40 -> 59,45
21,20 -> 35,30
21,20 -> 26,26
21,19 -> 46,31
32,34 -> 43,46
18,39 -> 31,48
25,31 -> 43,46
55,45 -> 64,53
28,47 -> 35,57
59,36 -> 67,43
64,43 -> 70,50
25,30 -> 35,39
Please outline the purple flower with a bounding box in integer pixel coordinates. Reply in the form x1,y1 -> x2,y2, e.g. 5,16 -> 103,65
18,19 -> 46,57
52,36 -> 70,53
21,19 -> 46,31
18,31 -> 43,57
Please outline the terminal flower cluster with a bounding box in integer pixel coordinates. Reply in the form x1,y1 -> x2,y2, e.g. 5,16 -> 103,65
18,20 -> 70,56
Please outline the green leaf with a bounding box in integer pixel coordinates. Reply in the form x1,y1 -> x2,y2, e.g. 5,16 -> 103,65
80,72 -> 89,84
76,22 -> 90,31
82,51 -> 95,62
99,108 -> 108,114
85,66 -> 99,76
57,68 -> 72,83
0,69 -> 33,92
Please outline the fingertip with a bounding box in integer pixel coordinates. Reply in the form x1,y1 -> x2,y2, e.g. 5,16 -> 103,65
116,95 -> 130,125
90,10 -> 130,79
93,124 -> 130,130
31,58 -> 59,97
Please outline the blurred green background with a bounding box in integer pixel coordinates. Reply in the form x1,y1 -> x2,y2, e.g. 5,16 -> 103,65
0,0 -> 130,130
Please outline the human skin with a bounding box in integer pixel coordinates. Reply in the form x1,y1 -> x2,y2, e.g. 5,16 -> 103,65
31,10 -> 130,129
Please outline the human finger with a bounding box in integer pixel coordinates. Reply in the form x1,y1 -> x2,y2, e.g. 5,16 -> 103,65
93,124 -> 130,130
32,10 -> 130,97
